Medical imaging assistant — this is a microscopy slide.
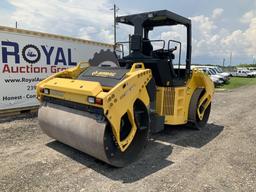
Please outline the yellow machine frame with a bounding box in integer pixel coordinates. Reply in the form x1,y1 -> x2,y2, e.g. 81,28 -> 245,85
37,62 -> 214,152
156,69 -> 214,125
37,62 -> 152,152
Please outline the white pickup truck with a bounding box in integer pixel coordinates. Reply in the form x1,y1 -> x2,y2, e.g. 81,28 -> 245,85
191,67 -> 225,86
230,69 -> 256,77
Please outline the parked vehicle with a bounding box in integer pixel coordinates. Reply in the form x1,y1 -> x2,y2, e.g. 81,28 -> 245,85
192,65 -> 229,82
248,68 -> 256,76
210,75 -> 224,86
204,68 -> 225,86
230,69 -> 256,77
192,67 -> 224,87
210,66 -> 231,78
192,66 -> 225,85
208,68 -> 229,83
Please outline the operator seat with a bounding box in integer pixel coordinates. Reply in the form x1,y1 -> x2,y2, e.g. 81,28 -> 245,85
142,38 -> 153,56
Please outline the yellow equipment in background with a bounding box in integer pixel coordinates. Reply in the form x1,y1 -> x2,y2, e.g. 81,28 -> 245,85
36,10 -> 214,167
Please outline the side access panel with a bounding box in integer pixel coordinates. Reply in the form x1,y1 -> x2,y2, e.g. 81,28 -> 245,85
155,86 -> 188,125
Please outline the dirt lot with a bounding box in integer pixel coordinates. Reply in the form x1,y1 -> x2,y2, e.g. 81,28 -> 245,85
0,86 -> 256,192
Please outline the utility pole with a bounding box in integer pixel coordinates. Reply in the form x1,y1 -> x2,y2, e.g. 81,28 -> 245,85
15,21 -> 18,29
229,52 -> 232,66
222,58 -> 225,67
111,4 -> 119,50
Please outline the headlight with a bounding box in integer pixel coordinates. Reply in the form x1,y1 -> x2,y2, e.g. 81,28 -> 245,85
43,88 -> 50,94
87,96 -> 95,104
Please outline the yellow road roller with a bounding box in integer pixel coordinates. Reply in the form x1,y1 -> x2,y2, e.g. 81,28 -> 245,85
36,10 -> 214,167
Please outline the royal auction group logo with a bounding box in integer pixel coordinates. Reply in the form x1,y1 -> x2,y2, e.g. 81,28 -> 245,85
1,41 -> 77,74
22,44 -> 41,64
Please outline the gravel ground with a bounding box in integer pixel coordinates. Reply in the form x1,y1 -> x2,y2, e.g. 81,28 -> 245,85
0,86 -> 255,192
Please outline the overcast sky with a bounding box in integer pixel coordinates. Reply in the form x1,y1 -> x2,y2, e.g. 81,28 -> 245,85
0,0 -> 256,65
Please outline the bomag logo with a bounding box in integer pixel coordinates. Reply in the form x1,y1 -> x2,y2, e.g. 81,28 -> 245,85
91,71 -> 116,77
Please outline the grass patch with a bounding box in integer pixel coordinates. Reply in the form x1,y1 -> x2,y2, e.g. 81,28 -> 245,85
220,77 -> 256,89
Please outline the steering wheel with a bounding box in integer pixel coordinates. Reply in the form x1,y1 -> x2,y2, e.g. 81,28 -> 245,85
154,46 -> 177,54
153,48 -> 164,53
169,46 -> 177,53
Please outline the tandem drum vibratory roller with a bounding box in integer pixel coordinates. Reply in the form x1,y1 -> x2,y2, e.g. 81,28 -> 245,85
37,10 -> 214,167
